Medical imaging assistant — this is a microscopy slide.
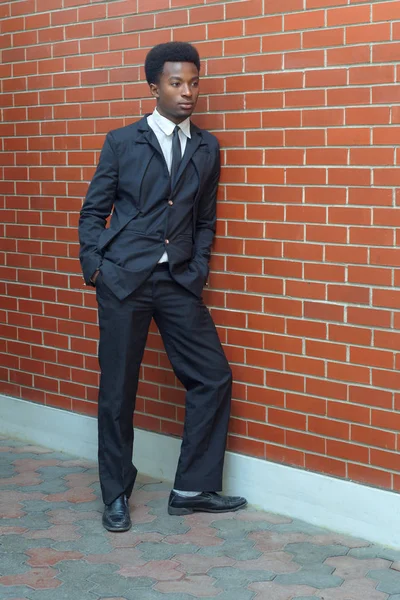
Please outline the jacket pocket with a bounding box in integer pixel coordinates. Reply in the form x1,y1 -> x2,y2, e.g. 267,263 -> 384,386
97,206 -> 140,251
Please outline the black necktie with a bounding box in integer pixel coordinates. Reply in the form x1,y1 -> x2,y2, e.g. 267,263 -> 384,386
171,125 -> 182,187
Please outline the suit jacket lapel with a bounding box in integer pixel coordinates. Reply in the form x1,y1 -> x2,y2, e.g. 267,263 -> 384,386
133,117 -> 170,186
172,127 -> 203,190
136,119 -> 164,156
135,117 -> 206,192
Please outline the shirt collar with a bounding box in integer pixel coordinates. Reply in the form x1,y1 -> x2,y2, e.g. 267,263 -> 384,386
152,108 -> 191,139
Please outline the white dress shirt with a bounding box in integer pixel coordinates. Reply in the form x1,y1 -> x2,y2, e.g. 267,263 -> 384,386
147,108 -> 191,263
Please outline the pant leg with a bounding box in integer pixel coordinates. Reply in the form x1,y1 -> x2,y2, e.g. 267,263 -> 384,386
96,273 -> 153,505
153,270 -> 232,492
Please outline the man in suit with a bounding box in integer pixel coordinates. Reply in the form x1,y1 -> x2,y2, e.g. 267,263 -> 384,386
79,42 -> 247,532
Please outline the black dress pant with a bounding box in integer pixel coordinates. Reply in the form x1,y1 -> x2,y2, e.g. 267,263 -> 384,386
95,264 -> 232,506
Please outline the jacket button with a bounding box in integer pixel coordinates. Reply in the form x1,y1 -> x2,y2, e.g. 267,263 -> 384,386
165,239 -> 169,244
168,200 -> 173,205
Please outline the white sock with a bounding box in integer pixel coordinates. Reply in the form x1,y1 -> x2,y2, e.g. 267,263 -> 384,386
173,489 -> 201,497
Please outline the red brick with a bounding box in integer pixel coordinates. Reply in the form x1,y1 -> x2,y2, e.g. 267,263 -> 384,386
245,16 -> 282,36
232,364 -> 264,386
306,339 -> 346,361
328,400 -> 371,425
374,86 -> 400,105
349,65 -> 395,85
373,1 -> 400,22
262,32 -> 301,53
285,10 -> 324,31
328,168 -> 371,186
351,227 -> 394,247
107,0 -> 137,17
246,349 -> 283,370
286,129 -> 326,146
248,421 -> 285,445
264,0 -> 303,12
225,149 -> 263,166
370,247 -> 400,267
306,454 -> 346,478
306,225 -> 346,244
374,127 -> 400,146
371,448 -> 400,471
265,149 -> 304,166
348,306 -> 391,329
287,355 -> 325,378
225,37 -> 261,57
226,0 -> 262,19
352,424 -> 396,450
328,5 -> 370,26
284,50 -> 324,69
190,4 -> 224,23
247,205 -> 285,223
373,42 -> 400,63
264,73 -> 303,90
287,430 -> 325,454
245,54 -> 283,73
347,23 -> 391,45
306,69 -> 347,88
306,376 -> 347,401
266,445 -> 305,468
269,408 -> 307,430
287,318 -> 327,340
309,415 -> 350,440
307,0 -> 346,6
286,280 -> 325,300
94,52 -> 123,69
372,409 -> 400,432
155,9 -> 188,28
286,168 -> 326,185
246,130 -> 283,147
228,435 -> 265,459
303,27 -> 344,48
94,18 -> 123,37
266,371 -> 304,392
327,44 -> 370,67
227,329 -> 263,349
138,0 -> 168,10
304,301 -> 344,323
226,75 -> 262,93
307,148 -> 347,165
348,266 -> 392,287
288,394 -> 327,417
327,440 -> 369,463
263,110 -> 301,128
373,289 -> 400,310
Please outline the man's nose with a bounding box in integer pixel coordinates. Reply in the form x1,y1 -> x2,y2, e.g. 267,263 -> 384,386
182,84 -> 192,96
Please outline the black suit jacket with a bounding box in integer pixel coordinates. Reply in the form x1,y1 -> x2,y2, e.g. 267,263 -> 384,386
78,115 -> 220,300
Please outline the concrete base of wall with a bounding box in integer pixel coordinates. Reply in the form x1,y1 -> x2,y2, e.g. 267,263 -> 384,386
1,394 -> 399,548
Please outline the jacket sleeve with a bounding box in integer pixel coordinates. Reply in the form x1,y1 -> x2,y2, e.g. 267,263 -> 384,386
78,132 -> 118,285
191,142 -> 220,275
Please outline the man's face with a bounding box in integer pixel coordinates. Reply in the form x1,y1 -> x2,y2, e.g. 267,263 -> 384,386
150,61 -> 200,124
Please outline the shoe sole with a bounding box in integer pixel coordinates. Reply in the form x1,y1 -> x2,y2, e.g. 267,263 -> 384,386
102,522 -> 132,532
168,501 -> 247,516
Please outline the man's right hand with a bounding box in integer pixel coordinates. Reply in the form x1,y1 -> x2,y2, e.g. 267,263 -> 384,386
90,270 -> 100,285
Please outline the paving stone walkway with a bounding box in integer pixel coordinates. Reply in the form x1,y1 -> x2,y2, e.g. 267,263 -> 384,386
1,435 -> 400,599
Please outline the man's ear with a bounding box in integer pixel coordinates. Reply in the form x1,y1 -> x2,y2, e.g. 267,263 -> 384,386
149,83 -> 159,99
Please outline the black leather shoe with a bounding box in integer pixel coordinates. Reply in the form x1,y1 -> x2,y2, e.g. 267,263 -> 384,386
168,491 -> 247,515
102,494 -> 131,532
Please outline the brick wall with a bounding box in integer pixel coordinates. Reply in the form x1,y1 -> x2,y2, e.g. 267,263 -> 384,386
1,0 -> 400,493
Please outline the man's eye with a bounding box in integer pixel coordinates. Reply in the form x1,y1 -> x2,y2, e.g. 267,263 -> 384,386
192,82 -> 199,88
171,82 -> 180,87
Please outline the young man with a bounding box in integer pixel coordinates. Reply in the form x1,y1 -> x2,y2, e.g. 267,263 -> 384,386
79,42 -> 247,532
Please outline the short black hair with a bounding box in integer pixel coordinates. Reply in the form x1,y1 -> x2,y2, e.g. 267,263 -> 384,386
145,42 -> 200,85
